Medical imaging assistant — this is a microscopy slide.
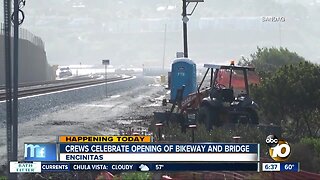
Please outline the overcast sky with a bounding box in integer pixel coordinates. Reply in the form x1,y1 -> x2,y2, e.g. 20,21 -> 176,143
2,0 -> 320,67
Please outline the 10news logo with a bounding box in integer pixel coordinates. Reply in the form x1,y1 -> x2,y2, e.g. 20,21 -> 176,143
266,135 -> 291,161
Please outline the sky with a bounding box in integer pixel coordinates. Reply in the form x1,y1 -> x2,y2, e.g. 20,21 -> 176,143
2,0 -> 320,67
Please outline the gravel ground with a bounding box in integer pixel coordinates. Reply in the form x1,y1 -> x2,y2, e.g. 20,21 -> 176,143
0,75 -> 168,168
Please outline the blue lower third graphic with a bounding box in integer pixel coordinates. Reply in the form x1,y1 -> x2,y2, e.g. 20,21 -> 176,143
24,143 -> 57,161
39,162 -> 259,172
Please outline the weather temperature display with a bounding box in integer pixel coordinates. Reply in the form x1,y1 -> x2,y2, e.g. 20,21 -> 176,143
262,163 -> 299,172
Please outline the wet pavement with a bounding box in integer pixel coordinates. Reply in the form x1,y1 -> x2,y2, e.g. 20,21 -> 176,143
0,75 -> 168,165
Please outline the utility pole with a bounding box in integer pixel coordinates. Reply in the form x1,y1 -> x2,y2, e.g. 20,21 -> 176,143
4,0 -> 13,178
12,0 -> 20,165
181,0 -> 203,58
4,0 -> 25,178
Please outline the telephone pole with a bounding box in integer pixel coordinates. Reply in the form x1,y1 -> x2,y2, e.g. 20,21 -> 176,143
181,0 -> 203,58
4,0 -> 25,178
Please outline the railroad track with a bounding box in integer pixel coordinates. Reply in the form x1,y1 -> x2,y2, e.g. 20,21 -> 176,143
0,75 -> 96,90
0,76 -> 131,101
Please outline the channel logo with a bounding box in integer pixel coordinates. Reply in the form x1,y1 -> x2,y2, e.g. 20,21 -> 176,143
24,143 -> 57,161
266,135 -> 291,162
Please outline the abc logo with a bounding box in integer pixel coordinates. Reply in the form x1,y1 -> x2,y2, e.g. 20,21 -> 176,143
266,135 -> 291,161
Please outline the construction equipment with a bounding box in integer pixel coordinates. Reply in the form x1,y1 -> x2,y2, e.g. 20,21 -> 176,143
154,60 -> 260,131
198,62 -> 259,130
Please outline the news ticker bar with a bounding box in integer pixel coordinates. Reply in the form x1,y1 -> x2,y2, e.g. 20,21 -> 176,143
10,162 -> 259,173
262,163 -> 299,172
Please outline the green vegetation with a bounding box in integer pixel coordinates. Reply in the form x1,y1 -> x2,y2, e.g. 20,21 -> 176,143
22,172 -> 100,180
239,47 -> 320,140
250,61 -> 320,140
294,137 -> 320,172
238,47 -> 305,78
113,172 -> 152,180
289,142 -> 320,173
241,47 -> 320,172
154,122 -> 264,143
300,137 -> 320,156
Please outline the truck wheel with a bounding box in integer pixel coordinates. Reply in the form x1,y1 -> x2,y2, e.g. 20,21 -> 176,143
198,106 -> 216,131
247,109 -> 259,125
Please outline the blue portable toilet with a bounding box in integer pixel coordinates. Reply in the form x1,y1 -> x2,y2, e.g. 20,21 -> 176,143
170,58 -> 197,102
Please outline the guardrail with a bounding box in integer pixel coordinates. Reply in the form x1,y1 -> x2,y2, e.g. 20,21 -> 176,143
0,23 -> 45,49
